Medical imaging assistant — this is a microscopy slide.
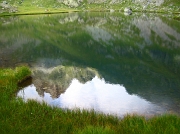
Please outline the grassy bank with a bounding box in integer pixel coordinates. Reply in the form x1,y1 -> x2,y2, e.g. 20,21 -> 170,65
1,6 -> 179,17
0,7 -> 79,17
0,66 -> 180,134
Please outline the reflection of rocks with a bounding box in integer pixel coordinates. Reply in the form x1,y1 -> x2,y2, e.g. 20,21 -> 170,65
0,16 -> 17,25
59,13 -> 79,24
32,66 -> 100,98
133,15 -> 180,48
86,26 -> 113,46
174,55 -> 180,64
124,12 -> 132,16
33,79 -> 64,98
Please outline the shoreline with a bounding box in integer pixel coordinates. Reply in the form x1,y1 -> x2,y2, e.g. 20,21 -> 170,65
0,7 -> 180,17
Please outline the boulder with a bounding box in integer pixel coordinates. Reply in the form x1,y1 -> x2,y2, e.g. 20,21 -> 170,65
124,7 -> 132,15
2,1 -> 8,4
124,7 -> 132,13
110,9 -> 115,12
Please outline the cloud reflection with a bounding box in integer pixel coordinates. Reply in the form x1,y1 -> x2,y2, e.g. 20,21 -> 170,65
17,76 -> 164,117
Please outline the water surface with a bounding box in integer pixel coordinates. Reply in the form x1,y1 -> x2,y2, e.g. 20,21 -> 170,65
1,12 -> 180,117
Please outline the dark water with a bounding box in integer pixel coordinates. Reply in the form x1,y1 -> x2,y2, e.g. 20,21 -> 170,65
1,12 -> 180,117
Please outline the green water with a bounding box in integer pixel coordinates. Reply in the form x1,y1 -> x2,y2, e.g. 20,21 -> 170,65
1,12 -> 180,116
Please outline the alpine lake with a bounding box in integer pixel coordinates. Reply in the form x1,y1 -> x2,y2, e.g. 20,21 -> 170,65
0,11 -> 180,118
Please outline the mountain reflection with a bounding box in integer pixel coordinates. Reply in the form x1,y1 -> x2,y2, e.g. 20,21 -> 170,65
30,65 -> 100,98
133,14 -> 180,48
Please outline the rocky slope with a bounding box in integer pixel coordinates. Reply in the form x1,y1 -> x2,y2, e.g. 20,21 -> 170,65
0,0 -> 180,13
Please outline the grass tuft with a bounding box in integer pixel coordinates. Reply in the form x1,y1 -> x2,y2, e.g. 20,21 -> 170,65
76,126 -> 116,134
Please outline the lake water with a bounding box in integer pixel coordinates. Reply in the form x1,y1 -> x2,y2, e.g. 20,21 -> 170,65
1,12 -> 180,117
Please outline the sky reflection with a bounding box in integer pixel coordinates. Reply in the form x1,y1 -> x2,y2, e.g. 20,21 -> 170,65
17,76 -> 165,117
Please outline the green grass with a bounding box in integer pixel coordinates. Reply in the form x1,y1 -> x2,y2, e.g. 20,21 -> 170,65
0,7 -> 79,17
0,66 -> 31,101
0,66 -> 180,133
76,126 -> 116,134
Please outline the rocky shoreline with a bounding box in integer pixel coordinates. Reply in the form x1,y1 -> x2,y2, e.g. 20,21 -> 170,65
0,1 -> 18,13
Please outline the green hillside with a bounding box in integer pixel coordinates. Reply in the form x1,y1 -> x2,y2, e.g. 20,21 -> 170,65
0,0 -> 180,15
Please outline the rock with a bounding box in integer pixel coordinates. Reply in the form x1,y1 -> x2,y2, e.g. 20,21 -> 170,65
2,1 -> 8,4
143,5 -> 148,10
61,0 -> 79,7
45,9 -> 49,12
110,9 -> 114,12
0,1 -> 18,13
124,7 -> 132,13
1,2 -> 10,8
124,7 -> 132,15
9,7 -> 18,13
